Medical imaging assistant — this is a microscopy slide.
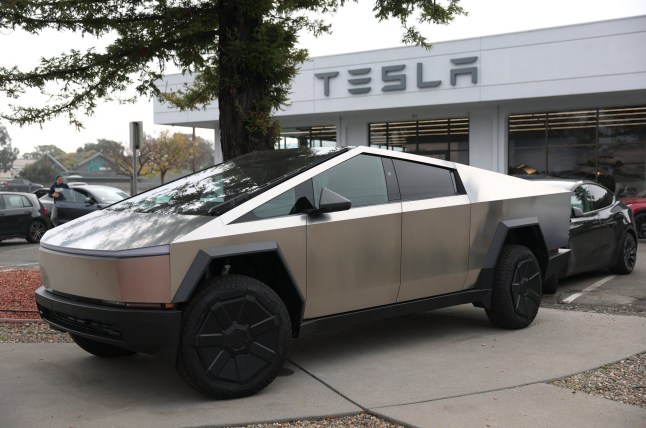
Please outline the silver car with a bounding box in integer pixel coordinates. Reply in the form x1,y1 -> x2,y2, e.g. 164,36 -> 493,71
35,146 -> 571,398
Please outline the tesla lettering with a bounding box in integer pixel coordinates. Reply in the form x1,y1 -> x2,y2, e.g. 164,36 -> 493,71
315,56 -> 478,96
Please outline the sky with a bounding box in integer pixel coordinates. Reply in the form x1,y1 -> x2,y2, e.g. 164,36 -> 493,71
1,0 -> 645,157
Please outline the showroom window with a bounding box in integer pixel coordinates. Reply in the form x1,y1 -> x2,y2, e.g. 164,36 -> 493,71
277,125 -> 337,149
508,106 -> 646,196
369,117 -> 469,164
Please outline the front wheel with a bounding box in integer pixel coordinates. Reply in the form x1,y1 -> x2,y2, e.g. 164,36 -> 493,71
26,220 -> 47,243
70,334 -> 136,358
485,245 -> 542,329
611,232 -> 637,274
177,275 -> 292,399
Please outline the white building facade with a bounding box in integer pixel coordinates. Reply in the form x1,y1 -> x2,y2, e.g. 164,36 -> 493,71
154,16 -> 646,195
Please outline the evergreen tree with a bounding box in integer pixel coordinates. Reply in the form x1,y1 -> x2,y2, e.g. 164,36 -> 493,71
0,1 -> 465,160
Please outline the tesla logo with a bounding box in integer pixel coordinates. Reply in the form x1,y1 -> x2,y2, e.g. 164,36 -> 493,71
315,56 -> 478,96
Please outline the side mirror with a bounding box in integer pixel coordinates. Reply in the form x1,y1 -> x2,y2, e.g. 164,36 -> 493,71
84,197 -> 96,205
571,206 -> 584,218
307,188 -> 351,215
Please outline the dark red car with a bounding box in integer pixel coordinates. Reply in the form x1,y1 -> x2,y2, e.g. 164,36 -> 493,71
620,192 -> 646,239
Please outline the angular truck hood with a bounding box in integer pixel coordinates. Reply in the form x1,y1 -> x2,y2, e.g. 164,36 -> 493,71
40,209 -> 215,252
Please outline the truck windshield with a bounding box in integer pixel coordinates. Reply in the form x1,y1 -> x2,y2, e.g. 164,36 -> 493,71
108,147 -> 345,216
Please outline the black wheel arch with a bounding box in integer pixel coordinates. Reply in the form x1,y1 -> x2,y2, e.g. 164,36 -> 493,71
474,218 -> 553,307
173,241 -> 305,337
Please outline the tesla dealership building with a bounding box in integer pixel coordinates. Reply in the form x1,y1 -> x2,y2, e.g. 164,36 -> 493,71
154,15 -> 646,195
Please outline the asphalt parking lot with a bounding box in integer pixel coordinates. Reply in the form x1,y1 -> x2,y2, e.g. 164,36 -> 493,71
1,239 -> 645,427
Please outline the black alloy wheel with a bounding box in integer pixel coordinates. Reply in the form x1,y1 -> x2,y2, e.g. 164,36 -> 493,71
486,245 -> 542,329
177,275 -> 292,399
27,220 -> 47,243
612,232 -> 637,274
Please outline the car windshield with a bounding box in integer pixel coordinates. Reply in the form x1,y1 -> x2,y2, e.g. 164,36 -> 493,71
87,187 -> 129,203
108,147 -> 345,216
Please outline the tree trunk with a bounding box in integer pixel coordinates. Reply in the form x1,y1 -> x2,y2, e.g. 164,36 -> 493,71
218,1 -> 276,161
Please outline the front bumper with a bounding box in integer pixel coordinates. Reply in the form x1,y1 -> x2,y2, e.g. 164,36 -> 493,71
35,286 -> 182,361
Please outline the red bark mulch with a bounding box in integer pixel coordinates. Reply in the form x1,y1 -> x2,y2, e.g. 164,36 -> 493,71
0,269 -> 41,320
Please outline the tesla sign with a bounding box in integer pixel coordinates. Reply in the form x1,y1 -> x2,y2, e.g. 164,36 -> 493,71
315,56 -> 478,97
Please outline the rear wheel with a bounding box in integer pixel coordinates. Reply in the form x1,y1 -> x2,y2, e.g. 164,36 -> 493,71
485,245 -> 542,329
70,334 -> 136,358
611,232 -> 637,274
177,275 -> 292,399
26,220 -> 47,243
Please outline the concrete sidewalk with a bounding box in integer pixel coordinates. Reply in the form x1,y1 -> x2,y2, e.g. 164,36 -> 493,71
2,306 -> 645,427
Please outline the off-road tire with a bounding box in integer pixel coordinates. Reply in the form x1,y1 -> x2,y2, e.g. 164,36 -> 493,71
177,275 -> 292,399
70,334 -> 136,358
611,232 -> 637,274
26,220 -> 47,243
485,245 -> 542,329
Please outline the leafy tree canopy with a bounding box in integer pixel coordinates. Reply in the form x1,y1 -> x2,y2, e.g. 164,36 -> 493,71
35,144 -> 66,158
0,1 -> 466,160
55,151 -> 92,170
142,130 -> 192,183
19,157 -> 57,185
0,123 -> 19,172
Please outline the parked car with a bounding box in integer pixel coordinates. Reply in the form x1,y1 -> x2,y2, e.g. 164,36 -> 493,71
620,191 -> 646,239
35,146 -> 572,399
528,178 -> 638,293
0,191 -> 52,243
0,178 -> 44,193
39,185 -> 129,225
32,188 -> 49,198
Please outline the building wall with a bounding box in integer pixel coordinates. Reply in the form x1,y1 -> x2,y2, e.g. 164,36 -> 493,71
154,16 -> 646,173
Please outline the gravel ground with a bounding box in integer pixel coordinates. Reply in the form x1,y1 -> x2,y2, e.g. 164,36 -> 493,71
1,268 -> 644,427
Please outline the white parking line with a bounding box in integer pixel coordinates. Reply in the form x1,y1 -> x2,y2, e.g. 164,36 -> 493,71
561,275 -> 617,304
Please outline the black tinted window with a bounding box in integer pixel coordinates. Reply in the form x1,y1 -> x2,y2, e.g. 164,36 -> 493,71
570,187 -> 591,212
236,181 -> 314,222
312,155 -> 388,208
584,184 -> 614,211
392,159 -> 457,200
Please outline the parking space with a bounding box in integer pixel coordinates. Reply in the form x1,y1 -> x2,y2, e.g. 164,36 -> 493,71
1,239 -> 645,426
0,239 -> 39,269
2,305 -> 646,427
543,239 -> 646,311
